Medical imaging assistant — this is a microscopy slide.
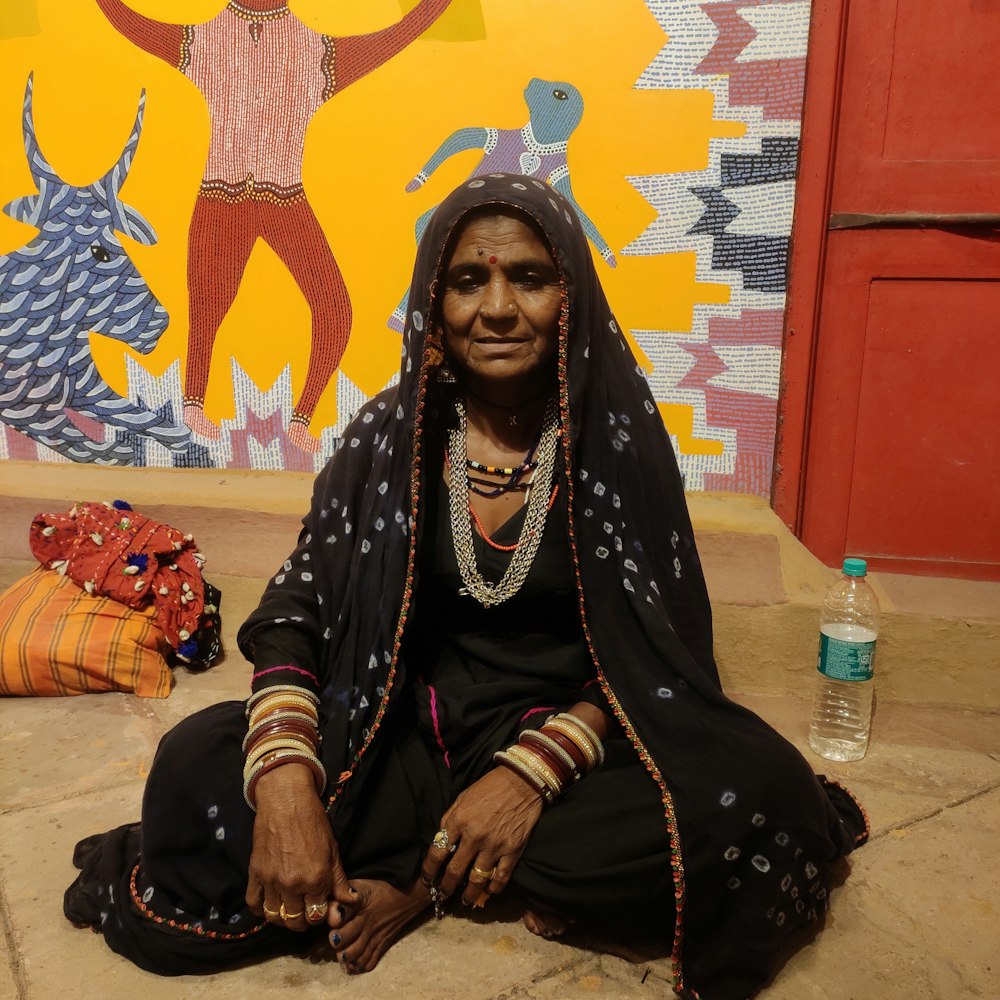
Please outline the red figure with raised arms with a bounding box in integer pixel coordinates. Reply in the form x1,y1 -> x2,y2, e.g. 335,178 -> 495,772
96,0 -> 453,452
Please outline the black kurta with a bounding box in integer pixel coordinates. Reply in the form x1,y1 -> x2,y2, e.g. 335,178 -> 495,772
406,472 -> 606,784
64,471 -> 676,972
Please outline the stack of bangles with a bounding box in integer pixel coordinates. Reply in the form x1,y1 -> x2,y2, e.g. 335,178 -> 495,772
242,684 -> 326,811
493,712 -> 605,804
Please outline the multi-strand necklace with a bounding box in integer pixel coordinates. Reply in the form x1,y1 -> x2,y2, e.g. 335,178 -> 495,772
464,442 -> 539,499
448,397 -> 560,607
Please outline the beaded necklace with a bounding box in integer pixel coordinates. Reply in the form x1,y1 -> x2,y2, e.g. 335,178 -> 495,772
227,1 -> 290,21
466,456 -> 538,477
469,483 -> 560,553
227,0 -> 289,41
464,436 -> 540,498
448,397 -> 559,606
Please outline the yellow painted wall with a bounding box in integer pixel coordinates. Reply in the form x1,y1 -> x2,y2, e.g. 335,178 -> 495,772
0,0 -> 745,468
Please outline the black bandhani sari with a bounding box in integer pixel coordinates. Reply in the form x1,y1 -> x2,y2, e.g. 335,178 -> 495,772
66,174 -> 866,998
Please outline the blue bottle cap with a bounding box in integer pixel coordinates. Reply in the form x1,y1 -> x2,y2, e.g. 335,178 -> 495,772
843,557 -> 867,577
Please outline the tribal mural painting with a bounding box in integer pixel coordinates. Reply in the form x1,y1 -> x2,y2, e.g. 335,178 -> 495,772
389,77 -> 616,331
0,0 -> 811,494
94,0 -> 453,454
629,0 -> 811,494
0,75 -> 199,466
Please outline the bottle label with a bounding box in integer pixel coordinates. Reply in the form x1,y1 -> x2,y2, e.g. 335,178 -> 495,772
817,634 -> 875,681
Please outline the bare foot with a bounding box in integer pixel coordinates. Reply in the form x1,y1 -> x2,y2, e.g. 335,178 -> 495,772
327,879 -> 430,973
523,906 -> 571,939
287,420 -> 320,453
183,403 -> 220,440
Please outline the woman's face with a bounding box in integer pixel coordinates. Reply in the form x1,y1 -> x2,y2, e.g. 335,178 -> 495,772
439,211 -> 562,398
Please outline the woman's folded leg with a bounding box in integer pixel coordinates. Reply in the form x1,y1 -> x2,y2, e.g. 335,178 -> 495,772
64,701 -> 299,975
510,737 -> 677,942
64,701 -> 451,975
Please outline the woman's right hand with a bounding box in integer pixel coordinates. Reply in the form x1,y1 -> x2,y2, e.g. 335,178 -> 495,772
245,762 -> 355,932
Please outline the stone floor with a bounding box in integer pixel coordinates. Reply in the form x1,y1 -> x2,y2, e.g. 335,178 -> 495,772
1,494 -> 999,998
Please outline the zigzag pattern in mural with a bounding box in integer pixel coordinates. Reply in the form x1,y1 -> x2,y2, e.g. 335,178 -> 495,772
631,0 -> 810,494
0,358 -> 372,473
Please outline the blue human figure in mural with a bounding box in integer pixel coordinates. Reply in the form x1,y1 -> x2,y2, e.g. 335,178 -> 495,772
389,77 -> 616,331
0,75 -> 191,465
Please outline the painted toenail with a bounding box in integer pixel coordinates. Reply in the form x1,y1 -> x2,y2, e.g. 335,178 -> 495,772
337,905 -> 346,918
331,932 -> 341,946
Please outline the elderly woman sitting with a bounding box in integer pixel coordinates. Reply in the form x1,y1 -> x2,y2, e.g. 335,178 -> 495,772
65,174 -> 867,999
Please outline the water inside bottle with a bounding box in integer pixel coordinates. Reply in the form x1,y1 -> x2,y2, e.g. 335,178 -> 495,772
810,623 -> 877,761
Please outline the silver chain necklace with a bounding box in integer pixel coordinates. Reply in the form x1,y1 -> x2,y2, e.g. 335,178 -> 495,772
448,397 -> 559,607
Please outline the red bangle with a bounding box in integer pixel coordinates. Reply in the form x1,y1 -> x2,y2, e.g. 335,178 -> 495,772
539,726 -> 589,774
521,729 -> 579,779
243,718 -> 318,755
516,739 -> 572,789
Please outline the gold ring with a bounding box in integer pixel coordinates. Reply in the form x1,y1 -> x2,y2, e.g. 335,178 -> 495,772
279,903 -> 303,921
263,904 -> 280,918
306,901 -> 329,922
470,865 -> 497,881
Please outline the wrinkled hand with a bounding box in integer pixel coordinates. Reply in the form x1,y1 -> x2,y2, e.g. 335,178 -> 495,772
421,766 -> 543,906
246,763 -> 355,932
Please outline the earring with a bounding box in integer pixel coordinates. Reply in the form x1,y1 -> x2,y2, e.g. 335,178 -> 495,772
437,360 -> 457,384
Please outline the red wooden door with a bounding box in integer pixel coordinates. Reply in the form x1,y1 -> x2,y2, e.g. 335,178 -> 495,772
776,0 -> 1000,581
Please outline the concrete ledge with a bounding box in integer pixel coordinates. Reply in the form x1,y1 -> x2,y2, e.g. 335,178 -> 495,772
687,494 -> 1000,710
0,461 -> 315,515
1,485 -> 997,709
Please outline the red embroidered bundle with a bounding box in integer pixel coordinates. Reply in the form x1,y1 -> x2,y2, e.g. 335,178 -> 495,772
29,501 -> 209,656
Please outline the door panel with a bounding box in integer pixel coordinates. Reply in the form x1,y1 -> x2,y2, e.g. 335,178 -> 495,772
801,228 -> 1000,580
882,12 -> 1000,163
831,0 -> 1000,212
848,274 -> 1000,568
779,0 -> 1000,581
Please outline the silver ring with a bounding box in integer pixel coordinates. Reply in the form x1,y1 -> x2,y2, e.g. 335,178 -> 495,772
432,828 -> 457,853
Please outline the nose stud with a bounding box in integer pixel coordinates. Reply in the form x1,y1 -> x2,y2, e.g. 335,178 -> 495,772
479,301 -> 518,318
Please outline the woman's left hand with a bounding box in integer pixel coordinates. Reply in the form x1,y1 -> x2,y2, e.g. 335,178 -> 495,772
421,766 -> 544,906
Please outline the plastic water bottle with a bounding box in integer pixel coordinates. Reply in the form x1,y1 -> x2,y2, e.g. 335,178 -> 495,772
809,558 -> 879,761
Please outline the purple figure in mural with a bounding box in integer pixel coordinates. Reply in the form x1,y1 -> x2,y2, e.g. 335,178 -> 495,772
390,77 -> 615,331
95,0 -> 453,453
0,75 -> 190,465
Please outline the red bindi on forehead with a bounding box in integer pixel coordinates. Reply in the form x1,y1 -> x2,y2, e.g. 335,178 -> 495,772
488,255 -> 498,264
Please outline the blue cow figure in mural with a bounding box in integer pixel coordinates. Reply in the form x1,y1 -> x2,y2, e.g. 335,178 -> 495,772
390,77 -> 615,330
0,74 -> 191,464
